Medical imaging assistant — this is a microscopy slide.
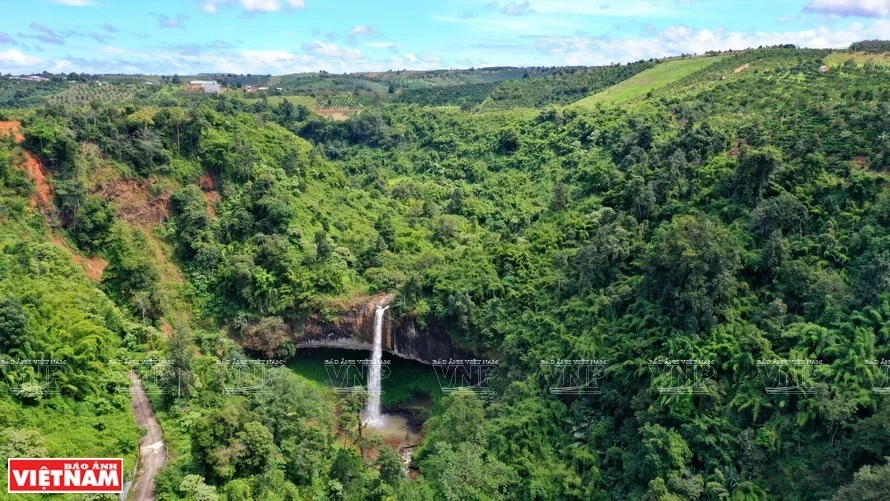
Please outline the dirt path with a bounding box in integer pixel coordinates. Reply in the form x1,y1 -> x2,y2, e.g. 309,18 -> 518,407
128,371 -> 167,501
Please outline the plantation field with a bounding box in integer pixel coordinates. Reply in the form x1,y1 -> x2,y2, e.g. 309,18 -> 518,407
824,50 -> 890,67
397,82 -> 498,109
49,83 -> 148,105
573,55 -> 726,106
480,61 -> 655,110
246,95 -> 316,108
275,67 -> 567,96
378,68 -> 550,90
95,74 -> 163,84
652,48 -> 830,101
316,95 -> 360,109
278,74 -> 390,94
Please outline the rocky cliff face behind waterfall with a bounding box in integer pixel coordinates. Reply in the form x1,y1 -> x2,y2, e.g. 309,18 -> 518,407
293,294 -> 472,364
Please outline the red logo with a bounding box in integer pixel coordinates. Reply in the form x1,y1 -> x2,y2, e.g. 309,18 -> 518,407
7,458 -> 123,494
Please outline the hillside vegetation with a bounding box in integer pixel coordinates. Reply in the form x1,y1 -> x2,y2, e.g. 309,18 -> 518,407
0,131 -> 142,495
2,43 -> 890,500
574,55 -> 726,106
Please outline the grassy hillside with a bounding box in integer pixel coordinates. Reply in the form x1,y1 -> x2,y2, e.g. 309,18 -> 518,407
480,60 -> 656,110
824,50 -> 890,67
574,55 -> 725,106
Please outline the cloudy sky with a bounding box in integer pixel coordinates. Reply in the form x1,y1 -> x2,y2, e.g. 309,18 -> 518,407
1,0 -> 888,75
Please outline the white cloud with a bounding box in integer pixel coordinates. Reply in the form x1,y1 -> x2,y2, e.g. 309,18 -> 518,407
503,1 -> 533,16
198,0 -> 305,14
467,0 -> 683,17
438,1 -> 696,37
66,48 -> 324,74
229,49 -> 312,71
197,0 -> 224,13
349,25 -> 380,37
804,0 -> 890,17
53,0 -> 99,6
49,60 -> 75,72
11,9 -> 890,75
5,40 -> 411,74
386,54 -> 432,70
529,20 -> 890,65
435,14 -> 575,32
300,41 -> 363,59
241,0 -> 305,12
0,49 -> 44,67
155,13 -> 189,29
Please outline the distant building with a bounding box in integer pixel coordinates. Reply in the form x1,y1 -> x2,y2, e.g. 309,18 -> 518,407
257,86 -> 269,91
187,80 -> 221,93
11,75 -> 49,82
819,65 -> 830,73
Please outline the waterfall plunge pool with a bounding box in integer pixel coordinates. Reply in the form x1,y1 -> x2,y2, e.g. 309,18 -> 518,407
287,347 -> 444,445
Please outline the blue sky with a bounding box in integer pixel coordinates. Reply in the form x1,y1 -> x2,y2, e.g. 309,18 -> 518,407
1,0 -> 889,74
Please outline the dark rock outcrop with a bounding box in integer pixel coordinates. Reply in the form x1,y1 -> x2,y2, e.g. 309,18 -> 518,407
292,294 -> 471,364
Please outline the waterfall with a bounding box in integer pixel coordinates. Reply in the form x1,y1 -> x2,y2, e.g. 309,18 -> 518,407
364,303 -> 388,426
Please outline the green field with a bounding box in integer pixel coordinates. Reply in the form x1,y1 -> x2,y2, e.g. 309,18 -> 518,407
49,83 -> 147,105
824,50 -> 890,67
245,94 -> 316,108
573,55 -> 726,106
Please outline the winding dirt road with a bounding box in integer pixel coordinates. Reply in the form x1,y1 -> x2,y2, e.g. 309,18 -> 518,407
128,371 -> 167,501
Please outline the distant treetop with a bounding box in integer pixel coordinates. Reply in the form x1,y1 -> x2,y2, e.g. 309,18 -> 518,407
850,40 -> 890,53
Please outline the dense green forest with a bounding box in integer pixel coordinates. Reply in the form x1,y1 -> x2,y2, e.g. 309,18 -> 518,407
0,125 -> 142,498
849,40 -> 890,53
396,82 -> 499,109
3,43 -> 890,500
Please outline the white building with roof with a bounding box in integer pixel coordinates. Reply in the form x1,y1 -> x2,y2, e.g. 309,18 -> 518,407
188,80 -> 221,93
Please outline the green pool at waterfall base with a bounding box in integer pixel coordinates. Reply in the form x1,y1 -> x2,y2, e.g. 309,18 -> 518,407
287,348 -> 444,411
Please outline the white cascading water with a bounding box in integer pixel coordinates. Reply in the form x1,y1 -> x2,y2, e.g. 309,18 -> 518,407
364,303 -> 388,427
